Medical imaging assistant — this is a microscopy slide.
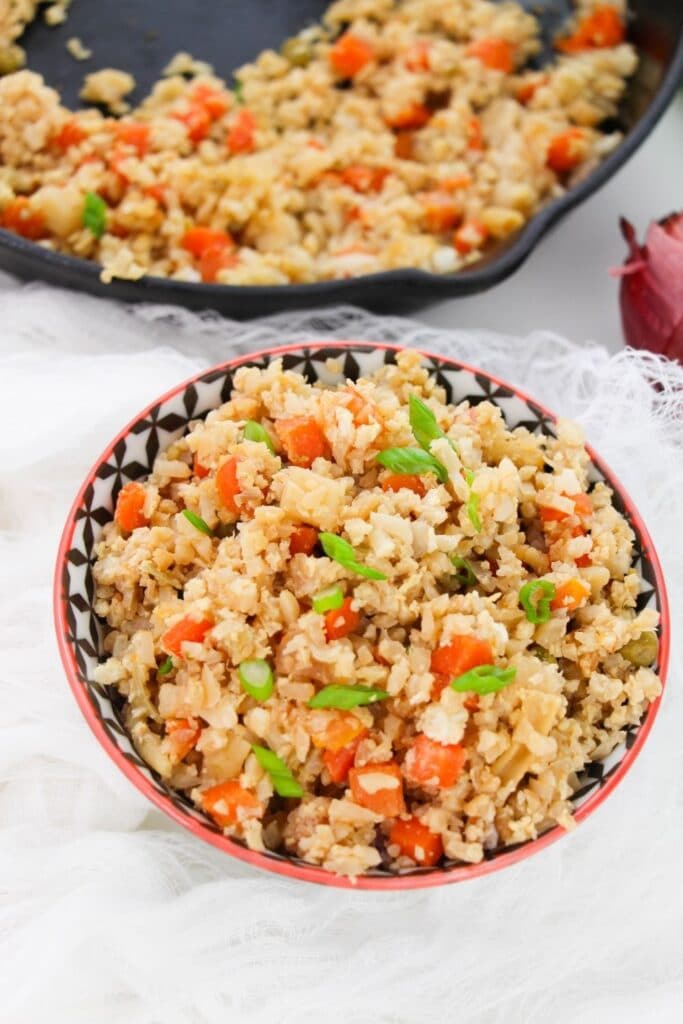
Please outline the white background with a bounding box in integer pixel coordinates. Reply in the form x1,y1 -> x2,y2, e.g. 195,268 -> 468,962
0,83 -> 681,1024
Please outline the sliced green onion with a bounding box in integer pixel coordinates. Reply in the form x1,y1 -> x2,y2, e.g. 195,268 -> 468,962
376,447 -> 447,484
519,580 -> 556,624
409,394 -> 448,452
158,656 -> 174,676
182,509 -> 213,536
252,744 -> 303,798
82,191 -> 107,238
243,420 -> 274,453
450,555 -> 477,588
463,470 -> 482,532
319,532 -> 387,581
451,665 -> 517,695
233,77 -> 244,103
312,585 -> 344,614
238,659 -> 274,702
308,684 -> 389,710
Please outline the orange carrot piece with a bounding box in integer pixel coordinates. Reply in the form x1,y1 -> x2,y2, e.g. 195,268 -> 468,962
547,128 -> 588,174
515,75 -> 548,105
404,734 -> 466,788
1,197 -> 47,240
161,616 -> 213,657
173,103 -> 212,143
289,525 -> 319,556
190,83 -> 230,119
227,109 -> 256,154
275,416 -> 328,467
114,122 -> 150,155
329,33 -> 375,77
114,482 -> 149,532
193,455 -> 210,479
394,131 -> 415,159
310,713 -> 367,752
349,762 -> 405,816
431,635 -> 494,678
540,493 -> 593,522
341,164 -> 389,193
199,243 -> 238,283
389,815 -> 444,866
324,597 -> 360,641
181,226 -> 234,258
200,780 -> 262,828
440,173 -> 473,191
323,739 -> 363,784
421,191 -> 462,233
404,41 -> 431,71
551,578 -> 590,613
381,474 -> 426,496
216,457 -> 241,514
52,119 -> 87,150
453,219 -> 489,255
165,717 -> 202,763
466,37 -> 515,72
556,5 -> 624,53
386,103 -> 431,130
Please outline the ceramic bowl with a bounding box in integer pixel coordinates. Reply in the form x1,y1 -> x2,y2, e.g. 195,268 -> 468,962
54,341 -> 670,888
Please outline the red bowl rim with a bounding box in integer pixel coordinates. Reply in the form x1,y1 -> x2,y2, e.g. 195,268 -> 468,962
54,339 -> 670,891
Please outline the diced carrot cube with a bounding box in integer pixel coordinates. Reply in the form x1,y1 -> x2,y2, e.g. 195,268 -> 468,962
275,416 -> 328,467
289,525 -> 319,555
389,815 -> 443,866
430,635 -> 494,678
1,197 -> 47,240
216,457 -> 241,514
310,712 -> 367,752
165,717 -> 202,763
466,37 -> 515,72
161,616 -> 213,657
404,734 -> 466,788
114,482 -> 149,532
547,128 -> 589,174
173,104 -> 212,143
349,762 -> 405,816
200,780 -> 262,828
421,191 -> 462,233
227,109 -> 256,154
381,474 -> 426,496
551,578 -> 590,613
329,33 -> 375,77
386,103 -> 431,130
324,597 -> 360,641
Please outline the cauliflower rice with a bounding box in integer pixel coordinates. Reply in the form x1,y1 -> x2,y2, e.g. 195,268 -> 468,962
0,0 -> 636,285
91,350 -> 662,878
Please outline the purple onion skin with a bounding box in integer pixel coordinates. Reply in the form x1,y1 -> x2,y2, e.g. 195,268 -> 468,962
618,215 -> 683,362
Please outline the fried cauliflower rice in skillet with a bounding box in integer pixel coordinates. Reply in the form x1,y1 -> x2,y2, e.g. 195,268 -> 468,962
0,0 -> 636,284
91,350 -> 662,877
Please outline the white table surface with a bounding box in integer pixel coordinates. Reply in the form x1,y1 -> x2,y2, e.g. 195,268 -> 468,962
422,92 -> 683,351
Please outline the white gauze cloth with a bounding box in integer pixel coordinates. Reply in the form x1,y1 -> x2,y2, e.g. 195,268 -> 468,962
0,276 -> 682,1024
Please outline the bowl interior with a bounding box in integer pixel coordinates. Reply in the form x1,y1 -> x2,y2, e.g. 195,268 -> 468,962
56,343 -> 668,888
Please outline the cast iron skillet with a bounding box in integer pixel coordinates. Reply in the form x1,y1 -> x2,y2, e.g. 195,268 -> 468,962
1,0 -> 682,316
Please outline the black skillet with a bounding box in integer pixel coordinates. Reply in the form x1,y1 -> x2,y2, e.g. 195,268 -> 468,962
1,0 -> 682,316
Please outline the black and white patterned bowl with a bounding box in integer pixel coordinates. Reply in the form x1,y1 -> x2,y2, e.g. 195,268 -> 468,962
54,342 -> 670,889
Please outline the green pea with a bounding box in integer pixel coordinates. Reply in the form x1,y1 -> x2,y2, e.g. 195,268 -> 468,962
281,37 -> 312,67
619,631 -> 658,667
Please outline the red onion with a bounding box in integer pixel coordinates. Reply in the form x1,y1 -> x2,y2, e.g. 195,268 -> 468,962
612,213 -> 683,361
